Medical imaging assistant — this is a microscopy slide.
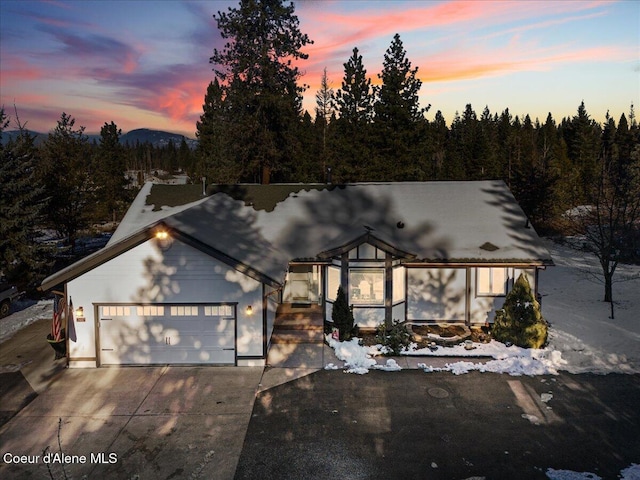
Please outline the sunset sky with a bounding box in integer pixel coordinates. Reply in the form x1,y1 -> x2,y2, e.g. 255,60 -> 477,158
1,0 -> 638,137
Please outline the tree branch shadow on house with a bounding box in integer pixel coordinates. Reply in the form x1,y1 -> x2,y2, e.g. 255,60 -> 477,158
480,182 -> 553,263
275,184 -> 449,261
406,268 -> 465,322
110,184 -> 453,369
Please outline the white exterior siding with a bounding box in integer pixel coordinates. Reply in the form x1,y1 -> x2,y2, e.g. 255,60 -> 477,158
66,238 -> 265,367
407,268 -> 466,322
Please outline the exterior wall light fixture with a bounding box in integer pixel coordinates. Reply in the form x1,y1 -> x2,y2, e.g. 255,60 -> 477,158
154,229 -> 173,251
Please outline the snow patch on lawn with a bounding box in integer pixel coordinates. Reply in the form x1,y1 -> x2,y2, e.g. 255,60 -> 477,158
545,464 -> 640,480
0,300 -> 52,344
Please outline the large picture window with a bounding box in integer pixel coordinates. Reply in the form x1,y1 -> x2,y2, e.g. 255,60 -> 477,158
477,267 -> 507,296
349,268 -> 384,305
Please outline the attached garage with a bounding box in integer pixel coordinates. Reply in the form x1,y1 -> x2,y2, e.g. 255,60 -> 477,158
98,304 -> 236,365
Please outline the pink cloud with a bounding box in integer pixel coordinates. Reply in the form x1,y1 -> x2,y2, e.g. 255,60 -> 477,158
0,56 -> 46,83
299,0 -> 614,60
420,42 -> 633,83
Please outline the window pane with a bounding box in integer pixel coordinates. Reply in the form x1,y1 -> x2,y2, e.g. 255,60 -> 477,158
478,268 -> 491,295
358,243 -> 376,259
492,268 -> 506,294
327,266 -> 340,301
349,269 -> 384,305
392,266 -> 405,304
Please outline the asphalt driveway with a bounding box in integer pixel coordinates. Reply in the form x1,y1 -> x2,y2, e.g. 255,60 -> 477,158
235,370 -> 640,480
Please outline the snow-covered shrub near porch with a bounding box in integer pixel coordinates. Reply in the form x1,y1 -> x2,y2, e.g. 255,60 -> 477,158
492,273 -> 548,349
375,319 -> 413,355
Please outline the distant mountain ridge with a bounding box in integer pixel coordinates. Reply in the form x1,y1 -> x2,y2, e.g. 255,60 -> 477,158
0,128 -> 197,149
121,129 -> 197,149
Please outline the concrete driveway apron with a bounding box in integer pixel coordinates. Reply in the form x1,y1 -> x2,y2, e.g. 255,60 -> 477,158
0,365 -> 263,480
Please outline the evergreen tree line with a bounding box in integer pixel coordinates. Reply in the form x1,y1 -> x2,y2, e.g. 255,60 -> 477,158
195,11 -> 640,234
0,109 -> 200,286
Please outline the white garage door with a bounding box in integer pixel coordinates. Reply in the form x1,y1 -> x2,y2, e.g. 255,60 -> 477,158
99,304 -> 236,365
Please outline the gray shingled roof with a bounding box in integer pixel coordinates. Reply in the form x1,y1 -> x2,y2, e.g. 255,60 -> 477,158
41,180 -> 553,291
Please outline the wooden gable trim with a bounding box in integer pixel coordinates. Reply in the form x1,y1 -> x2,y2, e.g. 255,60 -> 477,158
317,232 -> 416,260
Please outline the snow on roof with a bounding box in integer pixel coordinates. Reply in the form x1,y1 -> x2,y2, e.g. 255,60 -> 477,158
160,180 -> 552,279
43,180 -> 553,290
108,182 -> 209,245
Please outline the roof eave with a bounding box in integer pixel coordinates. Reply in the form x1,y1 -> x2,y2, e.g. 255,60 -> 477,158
40,221 -> 282,292
402,258 -> 555,267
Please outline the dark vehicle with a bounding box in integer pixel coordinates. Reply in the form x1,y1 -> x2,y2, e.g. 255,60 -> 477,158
0,281 -> 23,318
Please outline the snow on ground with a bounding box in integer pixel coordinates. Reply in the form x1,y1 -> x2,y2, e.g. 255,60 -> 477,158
0,299 -> 52,344
546,464 -> 640,480
326,239 -> 640,377
540,239 -> 640,374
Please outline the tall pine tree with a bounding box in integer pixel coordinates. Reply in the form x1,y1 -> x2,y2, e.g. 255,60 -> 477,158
0,108 -> 49,285
206,0 -> 312,184
373,34 -> 426,179
94,122 -> 130,222
38,113 -> 95,252
334,47 -> 375,181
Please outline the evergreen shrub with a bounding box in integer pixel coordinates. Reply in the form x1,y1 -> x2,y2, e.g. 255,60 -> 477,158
332,286 -> 356,341
492,273 -> 548,349
375,319 -> 413,355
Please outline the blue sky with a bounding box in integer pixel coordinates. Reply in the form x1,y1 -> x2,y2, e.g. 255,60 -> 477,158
1,0 -> 638,137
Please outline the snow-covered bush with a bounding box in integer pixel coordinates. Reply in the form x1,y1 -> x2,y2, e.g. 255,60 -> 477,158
375,319 -> 413,355
492,273 -> 548,349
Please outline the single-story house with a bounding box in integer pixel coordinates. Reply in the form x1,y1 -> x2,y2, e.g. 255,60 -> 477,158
41,180 -> 553,368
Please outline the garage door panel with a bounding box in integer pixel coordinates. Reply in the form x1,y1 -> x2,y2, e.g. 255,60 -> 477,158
99,305 -> 236,365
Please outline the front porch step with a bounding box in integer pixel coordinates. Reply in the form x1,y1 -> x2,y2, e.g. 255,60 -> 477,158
271,303 -> 324,345
276,303 -> 323,314
273,313 -> 323,330
270,329 -> 324,344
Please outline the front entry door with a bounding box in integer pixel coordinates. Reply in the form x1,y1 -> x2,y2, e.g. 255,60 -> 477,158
285,265 -> 320,304
289,272 -> 310,302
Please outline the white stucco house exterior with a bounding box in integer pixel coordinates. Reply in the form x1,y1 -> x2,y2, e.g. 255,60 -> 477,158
41,181 -> 553,368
